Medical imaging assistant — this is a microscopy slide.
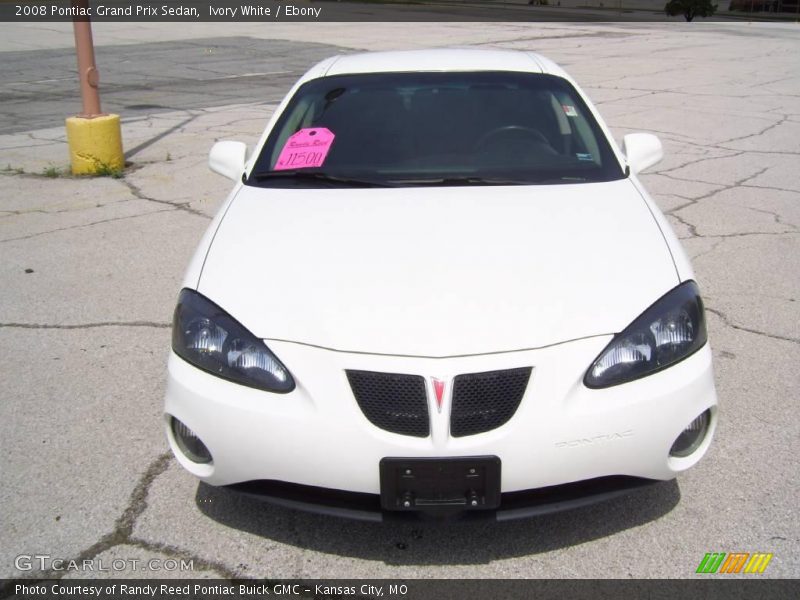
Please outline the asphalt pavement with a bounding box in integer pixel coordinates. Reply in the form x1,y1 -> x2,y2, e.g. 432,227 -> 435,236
0,21 -> 798,580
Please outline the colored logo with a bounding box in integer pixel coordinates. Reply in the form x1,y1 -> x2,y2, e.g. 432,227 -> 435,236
696,552 -> 773,574
431,378 -> 445,413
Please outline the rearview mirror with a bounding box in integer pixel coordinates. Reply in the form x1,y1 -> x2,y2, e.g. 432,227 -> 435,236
209,141 -> 247,181
622,133 -> 663,175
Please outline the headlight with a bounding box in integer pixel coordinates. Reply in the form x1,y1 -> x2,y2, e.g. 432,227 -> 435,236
584,281 -> 707,388
172,289 -> 295,393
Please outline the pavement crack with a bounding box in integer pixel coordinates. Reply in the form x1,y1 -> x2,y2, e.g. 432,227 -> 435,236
118,177 -> 210,219
718,147 -> 800,157
13,452 -> 174,580
0,208 -> 176,243
655,173 -> 732,201
0,207 -> 50,218
27,131 -> 66,144
668,212 -> 699,238
5,452 -> 246,580
128,539 -> 242,579
0,170 -> 66,181
699,230 -> 799,240
747,206 -> 798,230
0,201 -> 132,219
0,321 -> 170,330
664,199 -> 697,214
705,306 -> 799,345
475,31 -> 627,45
112,452 -> 174,541
656,172 -> 799,203
720,114 -> 789,145
652,150 -> 745,176
689,239 -> 724,262
735,166 -> 769,187
741,182 -> 800,195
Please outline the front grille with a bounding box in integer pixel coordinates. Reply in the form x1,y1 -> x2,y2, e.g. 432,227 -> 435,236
347,370 -> 429,437
450,367 -> 532,437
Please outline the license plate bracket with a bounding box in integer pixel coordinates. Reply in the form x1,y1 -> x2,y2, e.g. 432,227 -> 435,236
379,456 -> 501,512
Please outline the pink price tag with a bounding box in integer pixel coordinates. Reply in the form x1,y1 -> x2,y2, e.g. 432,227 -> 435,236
274,128 -> 335,171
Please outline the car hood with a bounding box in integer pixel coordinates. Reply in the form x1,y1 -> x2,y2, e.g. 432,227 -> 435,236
198,180 -> 677,357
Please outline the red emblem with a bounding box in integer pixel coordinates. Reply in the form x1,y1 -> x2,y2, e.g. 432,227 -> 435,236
432,378 -> 445,413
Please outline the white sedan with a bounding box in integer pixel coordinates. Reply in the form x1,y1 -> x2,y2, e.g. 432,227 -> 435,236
165,49 -> 718,521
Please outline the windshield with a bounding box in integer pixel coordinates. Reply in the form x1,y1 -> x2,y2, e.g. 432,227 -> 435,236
248,71 -> 625,188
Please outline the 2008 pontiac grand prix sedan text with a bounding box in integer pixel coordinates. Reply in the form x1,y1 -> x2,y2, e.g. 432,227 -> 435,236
164,49 -> 718,521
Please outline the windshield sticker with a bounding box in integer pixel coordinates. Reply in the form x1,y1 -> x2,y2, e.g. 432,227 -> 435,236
576,152 -> 594,161
562,105 -> 578,117
274,128 -> 335,171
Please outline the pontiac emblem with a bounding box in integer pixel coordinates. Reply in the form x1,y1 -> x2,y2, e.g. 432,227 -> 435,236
432,378 -> 445,413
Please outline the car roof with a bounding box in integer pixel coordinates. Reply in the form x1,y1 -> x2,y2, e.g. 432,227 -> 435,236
320,48 -> 562,78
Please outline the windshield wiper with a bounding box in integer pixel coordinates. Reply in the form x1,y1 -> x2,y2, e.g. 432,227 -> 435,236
250,170 -> 394,188
388,176 -> 528,186
388,176 -> 588,186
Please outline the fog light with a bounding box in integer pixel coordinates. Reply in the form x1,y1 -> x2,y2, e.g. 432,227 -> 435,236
670,410 -> 710,457
171,417 -> 212,464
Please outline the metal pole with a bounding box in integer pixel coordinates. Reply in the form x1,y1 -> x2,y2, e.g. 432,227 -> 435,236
72,0 -> 101,117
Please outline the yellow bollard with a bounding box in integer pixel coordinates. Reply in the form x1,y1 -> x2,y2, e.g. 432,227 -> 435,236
66,1 -> 124,176
66,114 -> 124,175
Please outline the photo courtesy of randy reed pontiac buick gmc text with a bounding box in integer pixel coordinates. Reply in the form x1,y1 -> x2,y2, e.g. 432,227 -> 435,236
13,584 -> 402,597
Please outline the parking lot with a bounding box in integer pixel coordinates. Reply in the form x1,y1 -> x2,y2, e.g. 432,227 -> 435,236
1,21 -> 798,579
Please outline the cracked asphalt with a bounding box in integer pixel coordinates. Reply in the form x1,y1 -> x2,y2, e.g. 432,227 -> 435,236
1,22 -> 798,580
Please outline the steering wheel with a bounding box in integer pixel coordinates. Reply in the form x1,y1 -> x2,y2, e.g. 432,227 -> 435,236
474,125 -> 550,151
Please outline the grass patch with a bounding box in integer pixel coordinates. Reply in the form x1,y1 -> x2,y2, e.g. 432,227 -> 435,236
93,162 -> 125,178
3,164 -> 25,175
42,165 -> 62,178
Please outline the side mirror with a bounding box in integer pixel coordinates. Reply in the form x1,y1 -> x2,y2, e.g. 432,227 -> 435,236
622,133 -> 663,175
209,141 -> 247,181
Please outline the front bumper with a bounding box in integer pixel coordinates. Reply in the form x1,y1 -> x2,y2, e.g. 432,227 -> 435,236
225,475 -> 663,522
164,335 -> 717,514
